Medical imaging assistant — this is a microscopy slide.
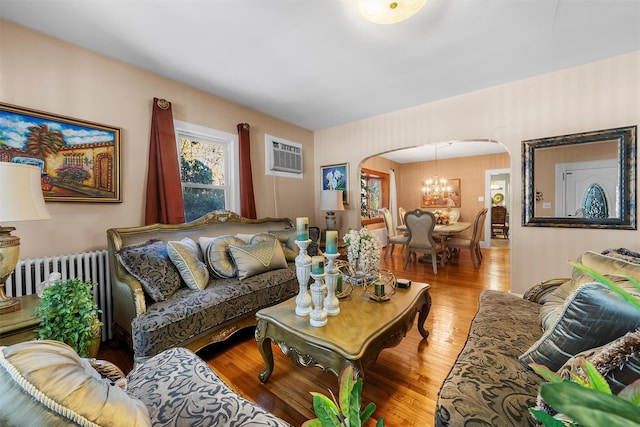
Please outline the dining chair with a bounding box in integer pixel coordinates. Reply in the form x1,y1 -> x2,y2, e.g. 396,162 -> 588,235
491,206 -> 509,239
398,207 -> 407,226
403,209 -> 445,274
380,207 -> 408,257
447,208 -> 488,269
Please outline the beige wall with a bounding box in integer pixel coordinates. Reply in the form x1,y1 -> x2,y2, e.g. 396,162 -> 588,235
315,51 -> 640,294
1,20 -> 315,259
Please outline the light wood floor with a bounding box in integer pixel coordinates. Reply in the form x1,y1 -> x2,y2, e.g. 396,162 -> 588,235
99,245 -> 510,426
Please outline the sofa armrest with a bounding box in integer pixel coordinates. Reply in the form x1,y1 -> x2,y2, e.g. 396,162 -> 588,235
522,278 -> 570,304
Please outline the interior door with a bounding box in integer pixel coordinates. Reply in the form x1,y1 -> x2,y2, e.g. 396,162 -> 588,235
556,159 -> 618,217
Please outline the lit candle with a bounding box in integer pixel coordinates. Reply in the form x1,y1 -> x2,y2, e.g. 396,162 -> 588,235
311,256 -> 324,274
374,282 -> 385,297
296,217 -> 309,241
325,230 -> 338,254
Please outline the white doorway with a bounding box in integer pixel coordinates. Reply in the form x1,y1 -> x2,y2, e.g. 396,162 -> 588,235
555,159 -> 618,218
484,168 -> 510,248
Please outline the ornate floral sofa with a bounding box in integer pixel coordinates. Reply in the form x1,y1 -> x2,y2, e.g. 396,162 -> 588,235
435,248 -> 640,426
106,211 -> 312,363
0,340 -> 290,426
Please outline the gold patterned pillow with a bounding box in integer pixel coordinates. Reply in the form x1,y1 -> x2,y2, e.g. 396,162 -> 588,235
228,239 -> 288,280
167,237 -> 209,291
200,235 -> 245,278
266,229 -> 299,261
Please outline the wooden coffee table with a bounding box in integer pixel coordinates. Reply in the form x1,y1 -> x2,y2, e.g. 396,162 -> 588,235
255,281 -> 431,382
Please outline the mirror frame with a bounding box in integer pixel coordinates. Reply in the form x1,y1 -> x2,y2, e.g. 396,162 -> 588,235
522,125 -> 637,229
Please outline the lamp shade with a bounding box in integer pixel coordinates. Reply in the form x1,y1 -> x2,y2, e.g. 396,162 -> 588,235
358,0 -> 428,24
319,190 -> 345,212
0,162 -> 51,222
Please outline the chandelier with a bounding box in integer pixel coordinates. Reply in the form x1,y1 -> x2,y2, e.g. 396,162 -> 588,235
422,144 -> 450,200
358,0 -> 428,25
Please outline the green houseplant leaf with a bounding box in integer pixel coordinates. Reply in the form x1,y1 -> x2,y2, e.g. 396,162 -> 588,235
540,381 -> 640,426
303,366 -> 384,427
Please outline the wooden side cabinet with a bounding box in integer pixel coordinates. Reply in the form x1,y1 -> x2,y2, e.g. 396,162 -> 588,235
0,294 -> 41,346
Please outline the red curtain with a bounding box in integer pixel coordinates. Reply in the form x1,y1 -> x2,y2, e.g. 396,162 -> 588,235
237,123 -> 256,219
145,98 -> 185,225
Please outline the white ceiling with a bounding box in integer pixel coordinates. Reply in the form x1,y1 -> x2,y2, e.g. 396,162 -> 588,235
1,0 -> 639,162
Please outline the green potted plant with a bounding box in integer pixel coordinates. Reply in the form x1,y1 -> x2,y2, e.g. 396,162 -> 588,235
303,365 -> 384,427
34,278 -> 103,358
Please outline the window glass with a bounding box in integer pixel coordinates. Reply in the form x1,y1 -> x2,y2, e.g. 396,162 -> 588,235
174,121 -> 239,222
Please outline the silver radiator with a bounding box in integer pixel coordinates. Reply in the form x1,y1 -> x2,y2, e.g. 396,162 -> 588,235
5,250 -> 113,341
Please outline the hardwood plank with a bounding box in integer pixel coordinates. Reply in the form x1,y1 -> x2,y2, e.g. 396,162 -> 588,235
98,246 -> 510,426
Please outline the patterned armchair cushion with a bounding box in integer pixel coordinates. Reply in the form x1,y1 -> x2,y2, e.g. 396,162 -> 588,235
435,290 -> 544,427
0,340 -> 150,427
229,238 -> 288,280
200,235 -> 245,279
126,347 -> 291,427
167,237 -> 209,291
118,239 -> 182,302
519,282 -> 640,371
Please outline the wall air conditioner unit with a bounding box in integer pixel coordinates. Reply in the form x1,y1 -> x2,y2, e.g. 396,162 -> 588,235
265,134 -> 303,179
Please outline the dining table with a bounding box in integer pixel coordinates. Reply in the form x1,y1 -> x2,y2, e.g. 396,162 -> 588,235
397,222 -> 471,264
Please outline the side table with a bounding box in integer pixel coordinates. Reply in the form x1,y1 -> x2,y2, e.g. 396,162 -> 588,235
0,294 -> 41,346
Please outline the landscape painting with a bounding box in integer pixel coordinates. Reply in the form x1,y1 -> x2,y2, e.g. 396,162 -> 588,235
0,103 -> 121,202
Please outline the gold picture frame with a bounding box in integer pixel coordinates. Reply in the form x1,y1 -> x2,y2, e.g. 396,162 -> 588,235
0,102 -> 121,202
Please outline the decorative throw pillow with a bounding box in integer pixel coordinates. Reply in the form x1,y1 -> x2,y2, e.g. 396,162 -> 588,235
539,274 -> 634,330
520,282 -> 640,371
557,329 -> 640,394
267,228 -> 299,261
200,235 -> 245,278
0,340 -> 150,426
540,251 -> 640,331
167,237 -> 209,291
581,250 -> 640,280
118,239 -> 182,302
228,239 -> 288,280
235,233 -> 255,243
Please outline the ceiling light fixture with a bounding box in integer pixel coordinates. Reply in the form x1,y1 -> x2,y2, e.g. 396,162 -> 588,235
422,144 -> 450,201
358,0 -> 428,24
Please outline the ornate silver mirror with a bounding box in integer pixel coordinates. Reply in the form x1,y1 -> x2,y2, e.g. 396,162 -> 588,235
522,126 -> 636,229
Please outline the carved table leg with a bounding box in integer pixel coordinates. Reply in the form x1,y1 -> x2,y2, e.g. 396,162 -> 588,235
417,291 -> 432,339
255,322 -> 274,383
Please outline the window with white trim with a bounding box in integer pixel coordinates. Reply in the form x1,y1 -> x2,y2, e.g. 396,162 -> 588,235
174,120 -> 239,222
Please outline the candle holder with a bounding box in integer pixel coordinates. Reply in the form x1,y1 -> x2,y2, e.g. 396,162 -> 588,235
294,239 -> 312,316
323,253 -> 340,316
334,259 -> 353,299
364,268 -> 397,302
309,272 -> 327,327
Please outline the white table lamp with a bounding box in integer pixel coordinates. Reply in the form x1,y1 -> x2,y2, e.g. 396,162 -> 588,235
0,162 -> 51,314
319,190 -> 345,231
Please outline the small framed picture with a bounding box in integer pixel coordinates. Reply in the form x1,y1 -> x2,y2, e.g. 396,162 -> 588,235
320,163 -> 349,205
421,178 -> 461,208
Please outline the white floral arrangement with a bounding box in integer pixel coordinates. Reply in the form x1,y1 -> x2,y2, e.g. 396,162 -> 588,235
343,227 -> 382,272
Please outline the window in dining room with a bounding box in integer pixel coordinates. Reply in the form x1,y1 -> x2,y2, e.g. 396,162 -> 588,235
361,168 -> 389,218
